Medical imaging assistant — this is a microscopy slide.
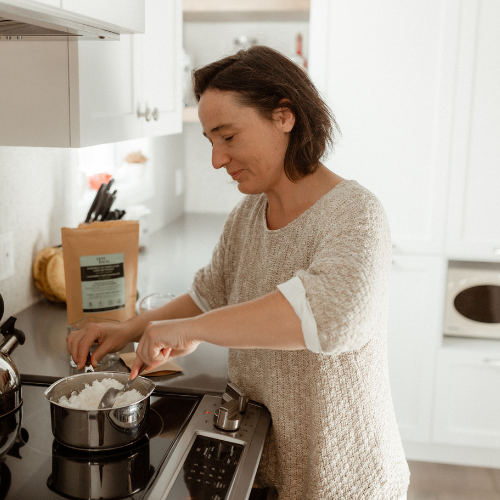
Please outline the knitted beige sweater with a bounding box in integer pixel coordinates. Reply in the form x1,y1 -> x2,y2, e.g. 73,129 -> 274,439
193,180 -> 410,499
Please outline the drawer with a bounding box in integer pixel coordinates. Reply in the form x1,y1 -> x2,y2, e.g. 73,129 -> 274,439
433,342 -> 500,448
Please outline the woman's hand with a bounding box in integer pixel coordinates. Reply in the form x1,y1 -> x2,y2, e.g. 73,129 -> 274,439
131,318 -> 201,378
67,321 -> 136,370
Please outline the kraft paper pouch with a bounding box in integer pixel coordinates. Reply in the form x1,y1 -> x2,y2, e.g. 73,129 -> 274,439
61,220 -> 139,325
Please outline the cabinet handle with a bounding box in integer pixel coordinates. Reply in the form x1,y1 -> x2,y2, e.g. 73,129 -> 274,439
152,107 -> 159,121
137,106 -> 152,121
484,358 -> 500,367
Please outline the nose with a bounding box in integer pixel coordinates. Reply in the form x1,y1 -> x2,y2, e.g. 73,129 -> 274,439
211,143 -> 231,170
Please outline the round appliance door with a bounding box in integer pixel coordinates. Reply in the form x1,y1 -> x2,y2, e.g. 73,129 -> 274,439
454,285 -> 500,323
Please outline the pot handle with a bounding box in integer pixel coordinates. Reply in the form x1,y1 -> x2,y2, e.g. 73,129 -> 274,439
0,317 -> 25,355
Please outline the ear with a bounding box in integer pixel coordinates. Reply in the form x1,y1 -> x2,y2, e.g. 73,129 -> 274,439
273,99 -> 295,133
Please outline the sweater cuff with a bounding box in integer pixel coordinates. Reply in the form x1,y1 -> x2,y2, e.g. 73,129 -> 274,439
277,276 -> 322,354
188,286 -> 212,313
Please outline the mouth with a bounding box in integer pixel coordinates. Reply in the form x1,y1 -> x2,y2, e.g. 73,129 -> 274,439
229,169 -> 244,180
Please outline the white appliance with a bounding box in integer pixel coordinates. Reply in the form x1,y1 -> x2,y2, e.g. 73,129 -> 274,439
444,260 -> 500,340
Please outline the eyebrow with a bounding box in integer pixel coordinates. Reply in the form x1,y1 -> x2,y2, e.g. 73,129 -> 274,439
202,123 -> 236,137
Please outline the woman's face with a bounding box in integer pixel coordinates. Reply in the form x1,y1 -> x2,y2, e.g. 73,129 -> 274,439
198,90 -> 295,195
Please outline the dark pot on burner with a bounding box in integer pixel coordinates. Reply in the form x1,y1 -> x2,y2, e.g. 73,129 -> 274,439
0,405 -> 22,459
47,438 -> 154,499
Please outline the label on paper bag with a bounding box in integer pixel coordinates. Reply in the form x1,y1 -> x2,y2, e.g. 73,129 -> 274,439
80,253 -> 125,313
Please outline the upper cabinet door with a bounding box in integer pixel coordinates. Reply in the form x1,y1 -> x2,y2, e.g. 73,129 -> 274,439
446,0 -> 500,262
73,0 -> 182,146
141,0 -> 182,138
72,34 -> 143,147
309,0 -> 460,255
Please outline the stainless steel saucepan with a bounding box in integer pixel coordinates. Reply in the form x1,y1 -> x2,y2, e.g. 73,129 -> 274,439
44,372 -> 155,451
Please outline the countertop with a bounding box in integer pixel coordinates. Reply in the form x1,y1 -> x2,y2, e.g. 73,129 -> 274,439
12,213 -> 231,395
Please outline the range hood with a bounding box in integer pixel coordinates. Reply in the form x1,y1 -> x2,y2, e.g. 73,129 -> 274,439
0,2 -> 122,40
0,17 -> 81,36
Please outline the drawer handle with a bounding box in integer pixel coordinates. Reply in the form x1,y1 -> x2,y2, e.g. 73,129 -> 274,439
484,358 -> 500,367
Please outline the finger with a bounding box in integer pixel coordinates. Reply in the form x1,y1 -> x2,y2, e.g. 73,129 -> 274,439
160,347 -> 172,361
130,354 -> 147,379
75,326 -> 101,369
68,330 -> 89,370
89,341 -> 116,368
67,328 -> 88,362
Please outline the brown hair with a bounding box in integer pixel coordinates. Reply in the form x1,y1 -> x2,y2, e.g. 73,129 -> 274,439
193,45 -> 340,181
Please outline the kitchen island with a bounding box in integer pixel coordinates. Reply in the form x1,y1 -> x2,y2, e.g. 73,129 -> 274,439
13,213 -> 230,395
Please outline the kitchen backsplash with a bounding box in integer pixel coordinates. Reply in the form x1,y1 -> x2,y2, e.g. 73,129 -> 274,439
0,133 -> 185,319
0,146 -> 74,318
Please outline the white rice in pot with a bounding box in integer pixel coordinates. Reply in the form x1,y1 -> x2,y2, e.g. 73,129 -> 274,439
57,378 -> 145,410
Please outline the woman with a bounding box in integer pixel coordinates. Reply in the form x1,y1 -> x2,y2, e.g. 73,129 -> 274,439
68,46 -> 410,499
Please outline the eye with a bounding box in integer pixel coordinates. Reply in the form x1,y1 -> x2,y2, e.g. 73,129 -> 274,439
224,135 -> 234,142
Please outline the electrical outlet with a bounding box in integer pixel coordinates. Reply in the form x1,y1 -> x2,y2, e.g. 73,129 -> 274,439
0,232 -> 15,281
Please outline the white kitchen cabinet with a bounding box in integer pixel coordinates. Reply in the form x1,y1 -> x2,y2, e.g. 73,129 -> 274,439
73,0 -> 182,146
433,338 -> 500,448
445,0 -> 500,262
0,0 -> 181,147
140,0 -> 182,138
308,0 -> 459,255
387,255 -> 446,443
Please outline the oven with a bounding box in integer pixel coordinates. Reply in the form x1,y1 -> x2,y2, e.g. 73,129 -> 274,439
0,380 -> 271,500
444,260 -> 500,340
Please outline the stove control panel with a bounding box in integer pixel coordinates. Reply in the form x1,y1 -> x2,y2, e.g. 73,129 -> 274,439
165,434 -> 244,499
145,386 -> 271,500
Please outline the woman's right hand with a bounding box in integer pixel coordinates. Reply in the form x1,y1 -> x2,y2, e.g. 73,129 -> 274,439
67,321 -> 136,370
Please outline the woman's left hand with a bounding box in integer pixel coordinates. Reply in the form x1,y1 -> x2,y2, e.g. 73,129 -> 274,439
130,318 -> 200,378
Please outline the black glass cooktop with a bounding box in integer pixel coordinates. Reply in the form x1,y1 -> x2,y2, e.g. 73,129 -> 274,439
0,383 -> 200,500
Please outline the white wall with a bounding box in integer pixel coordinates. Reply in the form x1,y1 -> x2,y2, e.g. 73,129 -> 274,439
0,133 -> 184,318
183,20 -> 309,214
148,133 -> 186,232
0,146 -> 75,319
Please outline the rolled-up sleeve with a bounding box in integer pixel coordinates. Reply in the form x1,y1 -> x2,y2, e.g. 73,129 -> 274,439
277,277 -> 322,353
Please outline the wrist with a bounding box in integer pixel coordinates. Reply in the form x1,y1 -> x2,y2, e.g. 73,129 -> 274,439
189,313 -> 208,344
123,315 -> 143,343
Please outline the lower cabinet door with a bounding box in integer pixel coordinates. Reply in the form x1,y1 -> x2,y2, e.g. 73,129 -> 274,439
387,254 -> 446,443
433,343 -> 500,448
